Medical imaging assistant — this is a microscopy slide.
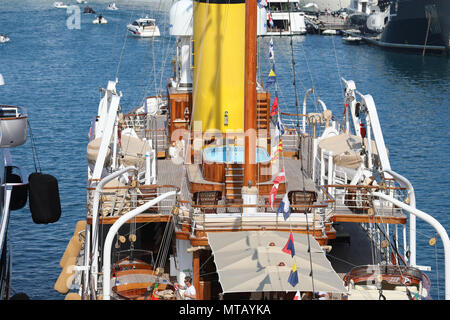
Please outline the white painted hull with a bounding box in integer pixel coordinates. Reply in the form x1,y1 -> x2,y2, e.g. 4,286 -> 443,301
322,29 -> 338,35
54,2 -> 67,8
299,0 -> 351,11
127,26 -> 161,37
93,18 -> 108,24
267,11 -> 307,36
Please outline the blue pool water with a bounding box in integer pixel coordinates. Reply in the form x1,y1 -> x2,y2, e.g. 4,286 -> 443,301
0,0 -> 449,299
203,146 -> 270,164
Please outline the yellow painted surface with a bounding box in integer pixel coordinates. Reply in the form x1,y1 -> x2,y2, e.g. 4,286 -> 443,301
192,1 -> 245,133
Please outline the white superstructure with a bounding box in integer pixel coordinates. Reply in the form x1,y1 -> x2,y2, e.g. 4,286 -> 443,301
299,0 -> 351,11
348,0 -> 379,14
267,0 -> 307,35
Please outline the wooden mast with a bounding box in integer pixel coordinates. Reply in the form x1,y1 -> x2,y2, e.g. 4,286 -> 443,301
243,0 -> 257,189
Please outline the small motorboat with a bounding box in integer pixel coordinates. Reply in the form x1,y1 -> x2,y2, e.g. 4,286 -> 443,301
344,265 -> 431,300
0,105 -> 28,148
76,0 -> 87,3
322,29 -> 337,36
342,35 -> 362,45
107,3 -> 118,11
345,29 -> 361,34
53,2 -> 67,8
0,34 -> 10,43
93,15 -> 108,24
127,17 -> 160,37
84,6 -> 96,14
111,255 -> 177,300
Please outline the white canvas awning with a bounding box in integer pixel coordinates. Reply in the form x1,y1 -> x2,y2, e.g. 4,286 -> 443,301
207,231 -> 347,294
318,133 -> 384,169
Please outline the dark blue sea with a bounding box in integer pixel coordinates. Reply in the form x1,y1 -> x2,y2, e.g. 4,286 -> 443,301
1,0 -> 449,300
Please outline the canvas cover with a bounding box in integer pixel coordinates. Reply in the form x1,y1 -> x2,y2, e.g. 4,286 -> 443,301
318,133 -> 382,169
207,231 -> 347,294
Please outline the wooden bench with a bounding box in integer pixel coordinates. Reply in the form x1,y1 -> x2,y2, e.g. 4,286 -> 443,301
288,190 -> 317,213
193,191 -> 222,214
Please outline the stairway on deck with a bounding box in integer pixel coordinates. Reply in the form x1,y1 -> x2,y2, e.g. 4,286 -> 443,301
225,164 -> 243,204
257,98 -> 269,132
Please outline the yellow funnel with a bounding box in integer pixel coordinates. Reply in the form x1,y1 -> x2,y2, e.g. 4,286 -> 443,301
192,0 -> 246,134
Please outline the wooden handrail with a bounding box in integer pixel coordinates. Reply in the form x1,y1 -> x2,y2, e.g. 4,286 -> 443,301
190,203 -> 328,209
87,184 -> 179,191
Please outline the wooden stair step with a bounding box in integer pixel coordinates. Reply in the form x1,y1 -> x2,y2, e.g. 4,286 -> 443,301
226,185 -> 243,190
225,178 -> 243,183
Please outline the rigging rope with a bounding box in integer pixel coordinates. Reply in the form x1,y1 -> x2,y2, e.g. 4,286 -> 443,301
330,34 -> 345,103
27,119 -> 42,173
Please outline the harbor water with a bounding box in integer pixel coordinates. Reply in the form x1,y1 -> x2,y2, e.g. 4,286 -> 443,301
0,0 -> 449,299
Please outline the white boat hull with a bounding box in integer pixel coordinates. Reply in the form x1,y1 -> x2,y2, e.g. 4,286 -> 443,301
322,29 -> 337,35
299,0 -> 351,11
267,11 -> 307,36
93,18 -> 108,24
127,26 -> 160,37
342,36 -> 362,44
54,2 -> 68,8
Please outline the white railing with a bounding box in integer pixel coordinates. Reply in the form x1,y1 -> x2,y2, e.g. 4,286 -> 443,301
372,191 -> 450,300
102,190 -> 178,300
88,166 -> 137,293
382,169 -> 417,267
145,148 -> 157,185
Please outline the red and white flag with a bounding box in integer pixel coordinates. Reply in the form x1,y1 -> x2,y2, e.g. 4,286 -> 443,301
269,169 -> 285,209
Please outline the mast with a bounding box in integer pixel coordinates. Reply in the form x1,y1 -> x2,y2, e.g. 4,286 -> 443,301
243,0 -> 257,188
242,0 -> 258,211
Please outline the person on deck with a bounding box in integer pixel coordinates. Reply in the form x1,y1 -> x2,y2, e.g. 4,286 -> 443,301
314,291 -> 329,300
175,276 -> 196,300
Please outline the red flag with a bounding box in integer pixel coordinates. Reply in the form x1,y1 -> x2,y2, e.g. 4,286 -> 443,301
270,96 -> 279,117
269,184 -> 279,210
282,232 -> 295,257
273,169 -> 285,185
269,170 -> 285,209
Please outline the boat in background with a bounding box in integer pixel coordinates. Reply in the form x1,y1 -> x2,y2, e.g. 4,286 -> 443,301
53,2 -> 68,9
107,3 -> 118,11
93,15 -> 108,25
0,35 -> 10,43
322,28 -> 337,35
379,0 -> 450,53
345,1 -> 390,35
77,0 -> 87,4
84,6 -> 96,14
127,18 -> 160,37
299,0 -> 351,11
0,74 -> 62,300
0,104 -> 29,300
342,35 -> 362,44
266,0 -> 307,35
